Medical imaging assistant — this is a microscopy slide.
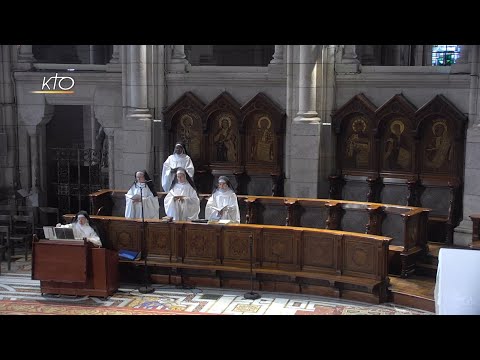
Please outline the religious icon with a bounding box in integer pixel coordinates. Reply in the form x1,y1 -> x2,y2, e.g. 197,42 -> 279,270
425,120 -> 452,169
213,113 -> 237,162
383,119 -> 411,171
251,115 -> 274,162
179,113 -> 201,160
346,117 -> 370,168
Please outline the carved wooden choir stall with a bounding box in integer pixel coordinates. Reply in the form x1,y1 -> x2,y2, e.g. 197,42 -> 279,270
64,214 -> 392,304
89,190 -> 429,278
330,94 -> 466,245
162,92 -> 285,195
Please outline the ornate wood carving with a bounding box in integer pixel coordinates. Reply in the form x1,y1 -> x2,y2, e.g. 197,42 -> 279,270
163,92 -> 285,196
331,93 -> 467,244
328,175 -> 345,200
366,205 -> 384,235
284,199 -> 297,227
325,202 -> 344,230
366,177 -> 382,203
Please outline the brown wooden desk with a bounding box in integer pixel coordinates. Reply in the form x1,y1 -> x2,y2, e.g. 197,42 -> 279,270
32,236 -> 119,297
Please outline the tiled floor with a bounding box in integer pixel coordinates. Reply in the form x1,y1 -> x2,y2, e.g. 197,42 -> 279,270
0,256 -> 433,315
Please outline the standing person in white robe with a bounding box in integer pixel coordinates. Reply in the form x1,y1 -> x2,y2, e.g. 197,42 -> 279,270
164,168 -> 200,221
125,170 -> 160,219
56,210 -> 102,247
205,176 -> 240,223
161,142 -> 195,192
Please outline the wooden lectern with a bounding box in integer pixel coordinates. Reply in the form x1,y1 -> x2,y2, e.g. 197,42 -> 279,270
32,235 -> 119,298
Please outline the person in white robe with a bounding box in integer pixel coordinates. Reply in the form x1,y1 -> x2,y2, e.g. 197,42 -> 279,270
56,211 -> 102,247
164,168 -> 200,221
161,143 -> 195,192
125,170 -> 160,219
205,176 -> 240,223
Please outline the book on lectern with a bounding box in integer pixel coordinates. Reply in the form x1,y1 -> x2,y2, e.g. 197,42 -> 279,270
118,249 -> 141,260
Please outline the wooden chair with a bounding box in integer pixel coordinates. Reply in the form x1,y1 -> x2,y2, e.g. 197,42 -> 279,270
35,207 -> 60,238
11,214 -> 35,261
0,225 -> 12,272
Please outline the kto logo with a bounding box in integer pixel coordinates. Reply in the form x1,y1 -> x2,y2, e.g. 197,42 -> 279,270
31,73 -> 75,94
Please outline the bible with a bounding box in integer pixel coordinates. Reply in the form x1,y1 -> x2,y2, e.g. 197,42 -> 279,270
211,205 -> 228,213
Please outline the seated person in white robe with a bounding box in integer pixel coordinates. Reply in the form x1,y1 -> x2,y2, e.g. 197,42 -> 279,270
164,168 -> 200,221
205,176 -> 240,223
161,142 -> 195,192
125,170 -> 160,219
56,210 -> 102,247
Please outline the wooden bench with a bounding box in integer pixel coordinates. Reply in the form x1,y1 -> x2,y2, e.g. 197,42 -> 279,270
88,189 -> 428,278
64,215 -> 391,304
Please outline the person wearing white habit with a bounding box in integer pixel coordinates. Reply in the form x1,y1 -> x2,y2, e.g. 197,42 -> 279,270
56,210 -> 102,247
164,168 -> 200,221
161,142 -> 195,192
205,176 -> 240,223
125,170 -> 160,219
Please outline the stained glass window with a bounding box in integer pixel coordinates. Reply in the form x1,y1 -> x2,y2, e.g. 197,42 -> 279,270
432,45 -> 461,66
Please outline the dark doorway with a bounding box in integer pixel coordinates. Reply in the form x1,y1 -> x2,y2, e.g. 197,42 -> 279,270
46,106 -> 106,215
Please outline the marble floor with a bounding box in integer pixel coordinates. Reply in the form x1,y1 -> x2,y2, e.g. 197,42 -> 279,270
0,256 -> 433,315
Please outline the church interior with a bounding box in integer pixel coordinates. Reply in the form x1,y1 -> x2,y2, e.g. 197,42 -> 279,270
1,44 -> 480,315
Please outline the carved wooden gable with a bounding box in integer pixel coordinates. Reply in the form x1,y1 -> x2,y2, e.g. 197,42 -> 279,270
332,94 -> 377,175
376,94 -> 417,175
204,92 -> 242,167
241,93 -> 285,174
163,92 -> 206,164
162,91 -> 286,195
416,95 -> 467,178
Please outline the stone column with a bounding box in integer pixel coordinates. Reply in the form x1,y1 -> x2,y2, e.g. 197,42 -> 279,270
17,45 -> 35,70
270,45 -> 284,64
122,45 -> 153,185
110,45 -> 120,64
128,45 -> 151,119
169,45 -> 189,72
452,45 -> 470,74
104,128 -> 115,189
295,45 -> 321,122
360,45 -> 376,65
107,45 -> 121,72
336,45 -> 360,73
454,45 -> 480,246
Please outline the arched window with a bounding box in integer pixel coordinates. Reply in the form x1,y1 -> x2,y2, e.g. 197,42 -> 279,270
185,45 -> 275,66
432,45 -> 460,66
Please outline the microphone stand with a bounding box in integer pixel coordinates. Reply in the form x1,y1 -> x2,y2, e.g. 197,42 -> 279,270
137,182 -> 155,294
244,234 -> 260,300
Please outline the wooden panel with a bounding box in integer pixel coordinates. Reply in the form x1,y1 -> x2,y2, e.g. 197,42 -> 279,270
222,228 -> 251,266
147,222 -> 173,261
343,236 -> 377,278
32,240 -> 87,282
302,231 -> 339,272
184,224 -> 218,264
108,219 -> 141,252
261,229 -> 298,270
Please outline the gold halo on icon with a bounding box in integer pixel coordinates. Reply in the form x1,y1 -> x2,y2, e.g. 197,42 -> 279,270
352,117 -> 367,132
257,116 -> 271,129
432,121 -> 447,135
180,114 -> 194,127
218,114 -> 232,129
390,120 -> 405,134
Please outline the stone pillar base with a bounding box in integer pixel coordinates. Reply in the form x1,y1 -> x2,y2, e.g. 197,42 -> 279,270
335,63 -> 360,73
106,63 -> 121,72
454,219 -> 473,247
268,63 -> 285,73
15,62 -> 34,70
169,61 -> 188,73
